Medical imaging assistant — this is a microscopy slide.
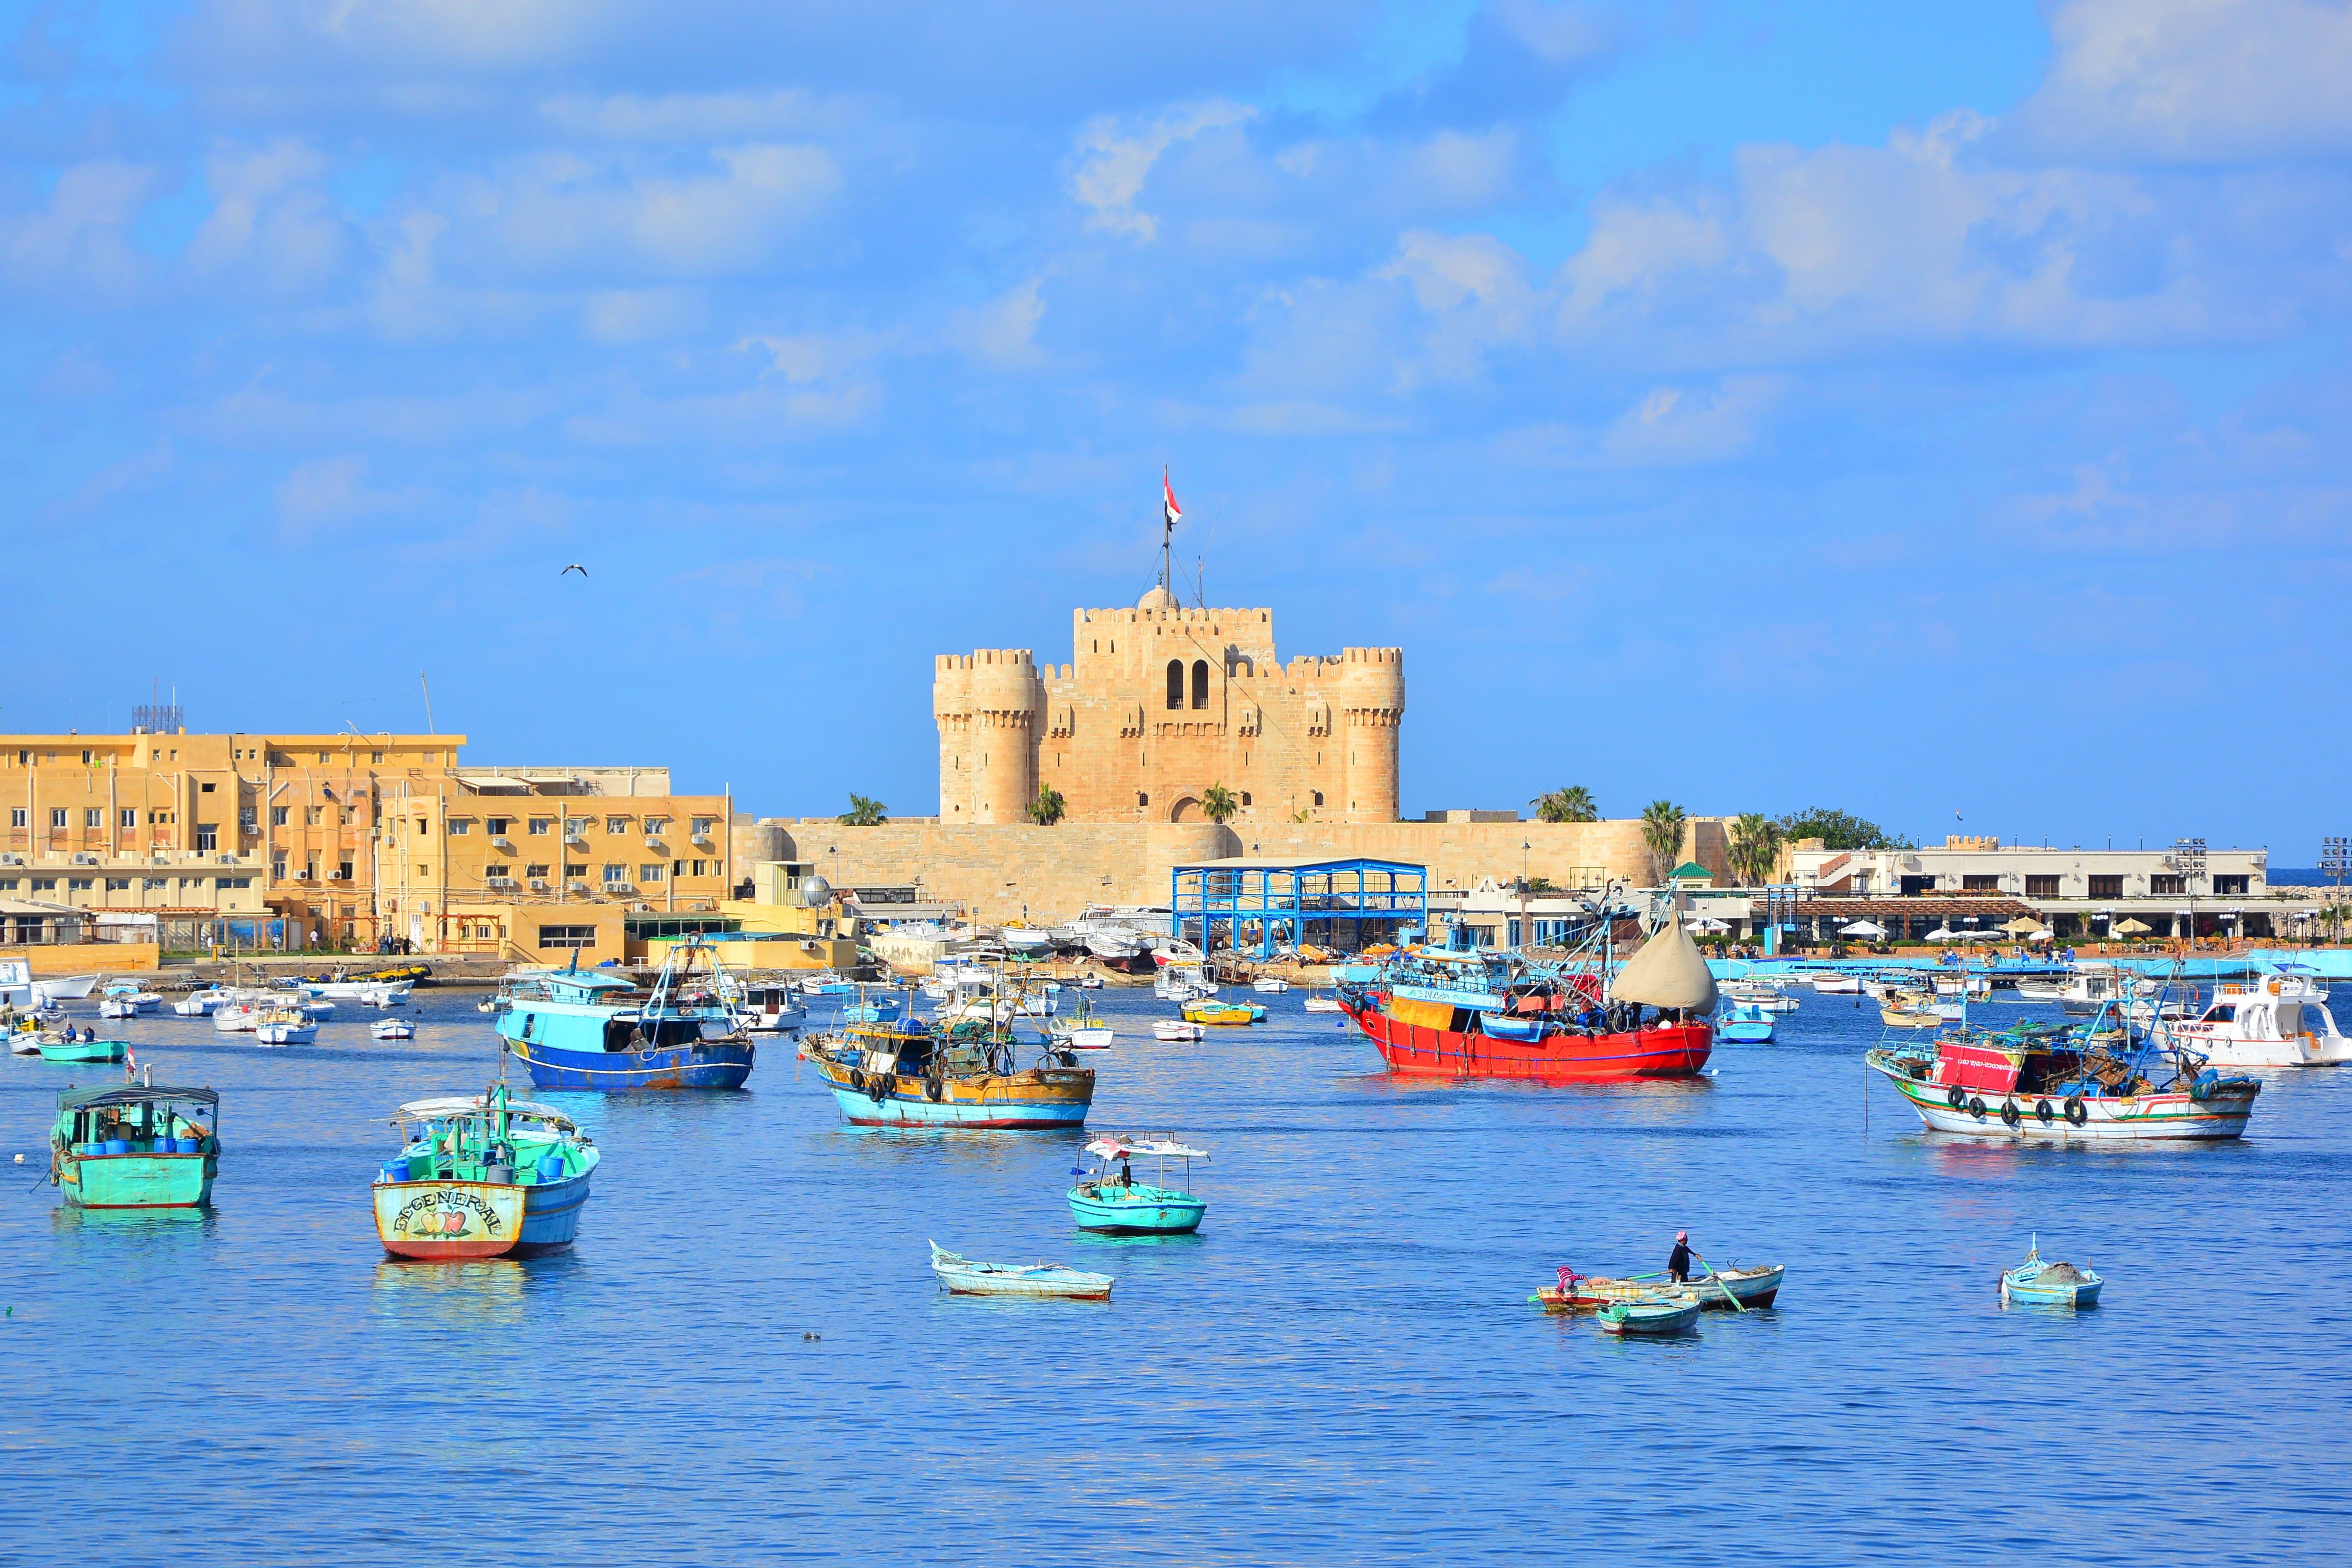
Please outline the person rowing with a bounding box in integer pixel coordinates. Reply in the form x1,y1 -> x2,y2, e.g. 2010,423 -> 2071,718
1666,1230 -> 1694,1283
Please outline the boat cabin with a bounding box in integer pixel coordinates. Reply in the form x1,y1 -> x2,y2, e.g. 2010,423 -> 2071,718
2180,977 -> 2343,1048
1932,1027 -> 2086,1096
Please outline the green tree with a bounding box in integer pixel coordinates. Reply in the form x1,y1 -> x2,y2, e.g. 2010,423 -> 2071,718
1530,785 -> 1598,824
1200,784 -> 1239,824
1640,799 -> 1687,884
838,793 -> 888,827
1772,807 -> 1911,851
1027,784 -> 1067,826
1727,812 -> 1783,886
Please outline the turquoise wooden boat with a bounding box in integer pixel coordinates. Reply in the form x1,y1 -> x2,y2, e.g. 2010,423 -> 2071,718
49,1083 -> 220,1209
2000,1234 -> 2103,1307
372,1082 -> 600,1259
1595,1296 -> 1700,1336
1717,1003 -> 1775,1044
930,1241 -> 1113,1299
38,1034 -> 128,1064
1068,1134 -> 1207,1234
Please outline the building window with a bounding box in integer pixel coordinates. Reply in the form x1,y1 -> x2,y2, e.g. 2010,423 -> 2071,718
305,806 -> 324,826
196,824 -> 218,851
530,818 -> 552,835
488,817 -> 511,835
220,877 -> 250,889
49,808 -> 66,829
145,878 -> 167,890
691,817 -> 717,837
1962,875 -> 1999,892
371,751 -> 384,764
526,863 -> 549,879
336,860 -> 352,881
2087,875 -> 2124,899
239,808 -> 257,832
564,863 -> 587,878
2213,875 -> 2249,896
272,857 -> 287,880
1311,791 -> 1324,808
689,859 -> 707,876
606,815 -> 630,834
1900,875 -> 1936,896
644,816 -> 669,835
67,877 -> 92,891
2150,875 -> 2185,896
448,818 -> 473,835
199,781 -> 215,793
31,878 -> 55,891
486,864 -> 510,878
2025,876 -> 2060,898
1165,659 -> 1184,710
538,924 -> 597,950
603,864 -> 627,884
270,806 -> 288,827
416,819 -> 430,836
84,808 -> 101,828
1240,792 -> 1251,806
9,808 -> 22,827
105,877 -> 130,891
640,863 -> 665,883
1191,660 -> 1209,709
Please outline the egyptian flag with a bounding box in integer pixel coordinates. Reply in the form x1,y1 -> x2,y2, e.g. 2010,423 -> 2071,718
1162,469 -> 1182,529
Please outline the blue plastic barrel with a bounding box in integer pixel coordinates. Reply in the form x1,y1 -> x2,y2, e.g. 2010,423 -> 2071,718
175,1137 -> 202,1154
537,1153 -> 565,1182
102,1138 -> 130,1155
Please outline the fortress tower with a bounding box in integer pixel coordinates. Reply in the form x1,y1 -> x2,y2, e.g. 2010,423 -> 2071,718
933,586 -> 1403,825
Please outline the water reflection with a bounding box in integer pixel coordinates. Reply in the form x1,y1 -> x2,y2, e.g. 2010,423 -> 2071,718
369,1257 -> 529,1327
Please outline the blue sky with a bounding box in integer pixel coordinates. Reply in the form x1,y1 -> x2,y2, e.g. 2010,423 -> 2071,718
4,0 -> 2348,855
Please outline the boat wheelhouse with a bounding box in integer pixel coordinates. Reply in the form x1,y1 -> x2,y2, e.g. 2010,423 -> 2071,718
2172,973 -> 2348,1068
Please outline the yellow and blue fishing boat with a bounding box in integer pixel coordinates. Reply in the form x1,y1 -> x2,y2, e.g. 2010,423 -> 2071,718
1181,1000 -> 1263,1026
803,1016 -> 1094,1129
1068,1134 -> 1207,1234
49,1082 -> 220,1209
371,1083 -> 599,1260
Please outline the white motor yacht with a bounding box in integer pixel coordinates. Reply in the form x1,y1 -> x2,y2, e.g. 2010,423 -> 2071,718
2171,975 -> 2348,1067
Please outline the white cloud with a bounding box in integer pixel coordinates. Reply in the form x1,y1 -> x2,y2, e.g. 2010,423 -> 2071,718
947,278 -> 1047,368
1068,99 -> 1255,240
1598,377 -> 1782,466
274,453 -> 416,536
2014,0 -> 2352,163
537,90 -> 837,142
0,159 -> 157,294
190,138 -> 354,290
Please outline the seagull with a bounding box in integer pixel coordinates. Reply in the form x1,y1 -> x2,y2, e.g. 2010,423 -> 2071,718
562,564 -> 588,578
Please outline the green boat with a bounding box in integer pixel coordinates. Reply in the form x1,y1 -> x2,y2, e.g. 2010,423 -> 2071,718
1068,1134 -> 1208,1234
37,1034 -> 129,1064
49,1083 -> 221,1209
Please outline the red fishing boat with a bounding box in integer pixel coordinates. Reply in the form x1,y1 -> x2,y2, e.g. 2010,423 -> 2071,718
1339,918 -> 1716,1083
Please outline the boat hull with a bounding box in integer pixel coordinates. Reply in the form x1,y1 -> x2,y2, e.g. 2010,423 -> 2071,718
512,1039 -> 754,1091
1867,1052 -> 2257,1140
1067,1184 -> 1206,1234
1345,1000 -> 1711,1082
374,1179 -> 529,1260
514,1170 -> 594,1255
1596,1299 -> 1700,1335
38,1040 -> 128,1064
58,1150 -> 216,1210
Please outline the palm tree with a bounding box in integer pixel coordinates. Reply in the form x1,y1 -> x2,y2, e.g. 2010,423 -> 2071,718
838,793 -> 887,827
1530,785 -> 1598,824
1640,799 -> 1686,885
1200,784 -> 1239,824
1028,785 -> 1066,826
1727,812 -> 1781,886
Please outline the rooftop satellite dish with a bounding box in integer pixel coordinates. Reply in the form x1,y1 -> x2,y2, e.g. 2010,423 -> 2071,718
799,874 -> 831,908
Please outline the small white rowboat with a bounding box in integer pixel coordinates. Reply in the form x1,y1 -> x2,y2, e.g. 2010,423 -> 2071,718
930,1241 -> 1113,1300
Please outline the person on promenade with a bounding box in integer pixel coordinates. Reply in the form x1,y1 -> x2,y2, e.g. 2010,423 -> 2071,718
1667,1231 -> 1693,1283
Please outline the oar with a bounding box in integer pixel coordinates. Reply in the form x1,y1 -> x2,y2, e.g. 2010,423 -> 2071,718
1688,1248 -> 1746,1312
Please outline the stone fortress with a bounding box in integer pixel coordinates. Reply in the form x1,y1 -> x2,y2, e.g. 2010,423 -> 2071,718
933,586 -> 1404,826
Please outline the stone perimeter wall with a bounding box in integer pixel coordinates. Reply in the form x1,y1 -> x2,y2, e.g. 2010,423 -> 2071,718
760,817 -> 1729,924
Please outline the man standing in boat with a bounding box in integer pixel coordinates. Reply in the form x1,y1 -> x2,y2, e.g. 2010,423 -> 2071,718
1667,1231 -> 1694,1283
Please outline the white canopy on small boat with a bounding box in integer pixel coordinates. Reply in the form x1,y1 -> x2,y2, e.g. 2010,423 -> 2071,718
395,1094 -> 578,1129
1085,1135 -> 1207,1160
1839,920 -> 1886,938
1610,919 -> 1719,1012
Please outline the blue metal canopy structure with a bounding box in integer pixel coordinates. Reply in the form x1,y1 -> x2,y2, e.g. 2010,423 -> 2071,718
1171,856 -> 1428,957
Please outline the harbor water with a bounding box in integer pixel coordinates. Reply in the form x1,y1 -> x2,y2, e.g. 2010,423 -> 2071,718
4,983 -> 2346,1563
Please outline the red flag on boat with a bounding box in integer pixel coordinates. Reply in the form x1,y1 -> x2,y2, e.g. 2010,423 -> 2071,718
1162,469 -> 1182,529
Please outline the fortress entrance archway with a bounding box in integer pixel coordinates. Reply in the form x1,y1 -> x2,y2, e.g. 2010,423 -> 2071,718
1169,796 -> 1200,823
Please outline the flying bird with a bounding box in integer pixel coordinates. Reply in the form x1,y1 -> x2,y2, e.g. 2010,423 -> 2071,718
561,564 -> 588,577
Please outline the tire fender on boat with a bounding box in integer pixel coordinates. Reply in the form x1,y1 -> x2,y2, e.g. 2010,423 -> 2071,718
1946,1084 -> 1966,1109
2034,1099 -> 2054,1124
924,1075 -> 943,1102
1999,1100 -> 2022,1128
869,1071 -> 893,1102
1967,1096 -> 1987,1120
2063,1096 -> 2088,1127
847,1067 -> 866,1091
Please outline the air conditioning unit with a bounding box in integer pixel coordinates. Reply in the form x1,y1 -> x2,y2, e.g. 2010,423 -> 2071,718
690,832 -> 713,847
70,852 -> 97,865
491,836 -> 514,852
529,878 -> 550,892
644,835 -> 665,849
217,855 -> 236,865
564,833 -> 588,849
567,880 -> 591,894
0,853 -> 22,865
487,876 -> 516,891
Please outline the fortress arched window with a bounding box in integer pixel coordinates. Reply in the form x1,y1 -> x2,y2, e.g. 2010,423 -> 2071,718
1165,660 -> 1184,710
1191,660 -> 1209,709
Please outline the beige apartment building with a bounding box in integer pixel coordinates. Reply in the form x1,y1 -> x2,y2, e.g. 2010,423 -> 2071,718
0,732 -> 734,954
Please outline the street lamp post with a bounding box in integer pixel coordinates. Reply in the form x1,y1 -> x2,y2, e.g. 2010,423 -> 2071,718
2172,837 -> 2206,951
2322,837 -> 2350,945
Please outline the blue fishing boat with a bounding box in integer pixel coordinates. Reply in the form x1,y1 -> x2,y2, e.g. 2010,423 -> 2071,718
1068,1135 -> 1207,1234
840,991 -> 905,1024
497,938 -> 754,1091
1999,1234 -> 2103,1308
803,1017 -> 1094,1128
1717,1003 -> 1775,1044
